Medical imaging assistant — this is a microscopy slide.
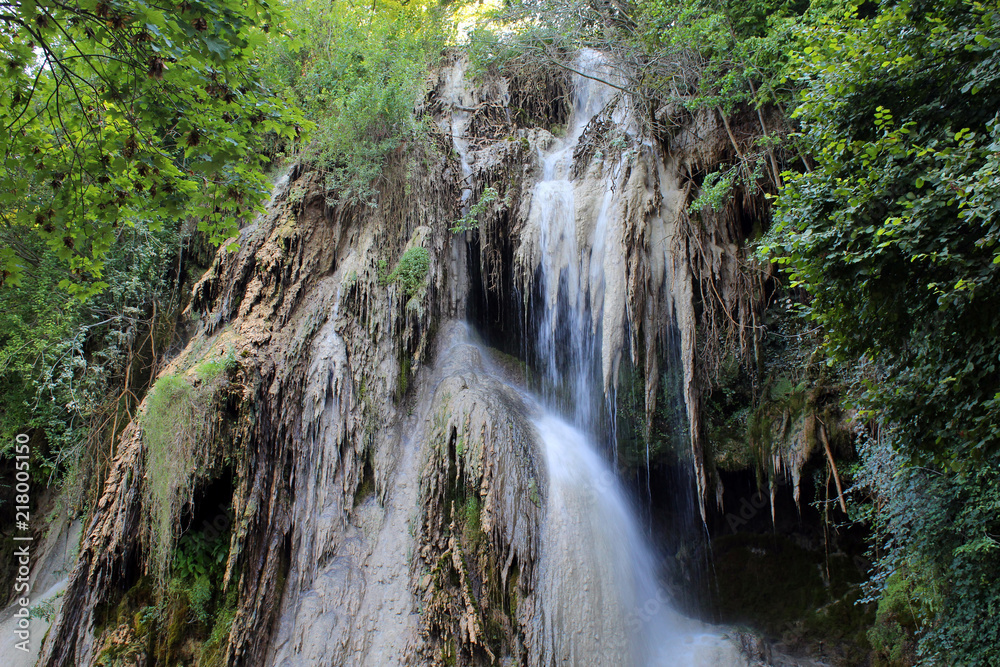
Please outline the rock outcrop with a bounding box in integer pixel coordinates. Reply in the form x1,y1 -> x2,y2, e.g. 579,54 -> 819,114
40,48 -> 777,667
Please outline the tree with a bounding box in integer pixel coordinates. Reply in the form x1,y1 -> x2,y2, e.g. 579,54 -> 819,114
768,0 -> 1000,463
766,0 -> 1000,660
0,0 -> 304,295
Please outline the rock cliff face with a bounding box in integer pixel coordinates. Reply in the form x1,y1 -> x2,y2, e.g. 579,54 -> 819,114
39,50 -> 780,667
42,145 -> 461,665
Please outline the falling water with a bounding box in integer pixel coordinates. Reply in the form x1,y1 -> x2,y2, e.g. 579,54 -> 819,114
534,415 -> 743,666
530,49 -> 617,432
438,48 -> 744,665
526,51 -> 745,666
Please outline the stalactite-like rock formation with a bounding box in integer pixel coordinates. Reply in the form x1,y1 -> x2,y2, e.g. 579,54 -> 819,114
415,326 -> 544,664
446,52 -> 770,517
40,50 -> 781,667
42,142 -> 462,664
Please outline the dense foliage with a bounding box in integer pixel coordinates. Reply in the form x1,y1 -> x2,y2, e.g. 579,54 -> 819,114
0,0 -> 302,524
0,0 -> 304,293
765,0 -> 1000,661
770,0 -> 1000,462
259,0 -> 448,205
635,0 -> 808,109
0,225 -> 179,483
0,0 -> 301,504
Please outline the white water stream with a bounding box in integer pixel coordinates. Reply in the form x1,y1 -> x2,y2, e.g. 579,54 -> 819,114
534,414 -> 743,666
438,48 -> 746,665
523,51 -> 745,666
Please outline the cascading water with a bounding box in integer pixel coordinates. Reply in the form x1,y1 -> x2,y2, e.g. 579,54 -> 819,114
529,50 -> 616,433
437,48 -> 747,665
534,415 -> 741,666
521,51 -> 745,666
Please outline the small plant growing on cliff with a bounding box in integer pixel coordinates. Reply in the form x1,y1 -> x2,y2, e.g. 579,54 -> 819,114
690,154 -> 768,216
385,247 -> 431,297
462,496 -> 483,550
689,170 -> 735,215
451,187 -> 499,233
142,352 -> 235,583
194,350 -> 236,384
527,478 -> 541,507
29,592 -> 63,621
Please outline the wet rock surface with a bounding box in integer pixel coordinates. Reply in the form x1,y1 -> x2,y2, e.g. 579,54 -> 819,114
35,49 -> 830,667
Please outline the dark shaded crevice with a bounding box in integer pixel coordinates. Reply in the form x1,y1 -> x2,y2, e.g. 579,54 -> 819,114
466,232 -> 524,359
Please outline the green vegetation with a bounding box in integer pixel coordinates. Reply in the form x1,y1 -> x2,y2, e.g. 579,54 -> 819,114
92,517 -> 238,666
142,351 -> 235,579
767,1 -> 1000,463
452,186 -> 499,233
171,526 -> 232,624
384,246 -> 431,298
867,571 -> 924,666
259,0 -> 449,206
761,1 -> 1000,661
0,223 -> 179,486
633,0 -> 808,107
461,495 -> 483,550
0,0 -> 304,291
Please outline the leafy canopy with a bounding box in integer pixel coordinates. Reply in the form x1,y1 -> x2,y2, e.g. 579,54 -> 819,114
635,0 -> 809,110
258,0 -> 448,206
765,0 -> 1000,661
0,0 -> 305,294
766,0 -> 1000,464
0,222 -> 178,480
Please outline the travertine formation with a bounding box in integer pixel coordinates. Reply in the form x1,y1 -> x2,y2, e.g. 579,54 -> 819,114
36,49 -> 783,667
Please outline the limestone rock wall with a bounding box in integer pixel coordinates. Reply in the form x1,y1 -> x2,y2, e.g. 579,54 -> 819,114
39,50 -> 774,667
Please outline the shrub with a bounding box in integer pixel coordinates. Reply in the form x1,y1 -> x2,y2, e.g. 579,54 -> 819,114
386,247 -> 431,298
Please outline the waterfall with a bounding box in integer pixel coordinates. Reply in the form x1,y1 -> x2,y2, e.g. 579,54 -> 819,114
432,47 -> 746,665
533,415 -> 742,666
533,414 -> 653,665
521,51 -> 745,666
530,49 -> 618,432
